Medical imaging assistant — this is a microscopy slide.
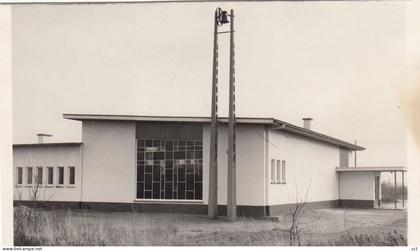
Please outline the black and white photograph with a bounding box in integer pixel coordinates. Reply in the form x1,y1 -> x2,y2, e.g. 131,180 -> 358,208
0,0 -> 419,247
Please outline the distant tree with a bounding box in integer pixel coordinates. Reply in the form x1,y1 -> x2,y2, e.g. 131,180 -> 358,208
381,181 -> 407,202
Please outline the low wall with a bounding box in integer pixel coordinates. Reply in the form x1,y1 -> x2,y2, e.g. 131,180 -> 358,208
15,199 -> 374,219
14,200 -> 265,218
339,199 -> 375,208
268,200 -> 340,215
339,172 -> 376,201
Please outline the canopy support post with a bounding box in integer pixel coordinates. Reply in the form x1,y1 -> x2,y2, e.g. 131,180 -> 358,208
402,171 -> 405,208
394,171 -> 397,210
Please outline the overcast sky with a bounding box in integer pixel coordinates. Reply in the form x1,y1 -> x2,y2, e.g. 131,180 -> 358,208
12,1 -> 409,167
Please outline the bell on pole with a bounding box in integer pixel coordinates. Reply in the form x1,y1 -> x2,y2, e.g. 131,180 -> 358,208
220,11 -> 229,24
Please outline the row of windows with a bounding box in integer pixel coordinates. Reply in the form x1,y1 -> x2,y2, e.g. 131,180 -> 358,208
16,166 -> 75,186
271,159 -> 286,184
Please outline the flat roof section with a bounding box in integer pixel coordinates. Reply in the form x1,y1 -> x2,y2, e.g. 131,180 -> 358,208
13,142 -> 83,148
63,113 -> 365,151
336,166 -> 407,172
63,114 -> 276,124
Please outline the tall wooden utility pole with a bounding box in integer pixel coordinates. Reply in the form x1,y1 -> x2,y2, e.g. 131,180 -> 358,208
208,8 -> 236,221
227,9 -> 237,221
208,9 -> 220,219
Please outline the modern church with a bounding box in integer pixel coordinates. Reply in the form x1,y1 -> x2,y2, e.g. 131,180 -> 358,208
13,113 -> 404,217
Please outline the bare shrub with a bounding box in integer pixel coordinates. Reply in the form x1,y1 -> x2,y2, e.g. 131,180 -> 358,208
13,174 -> 61,246
287,181 -> 311,246
14,178 -> 49,246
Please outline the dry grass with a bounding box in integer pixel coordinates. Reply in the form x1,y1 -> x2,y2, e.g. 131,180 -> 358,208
14,206 -> 407,246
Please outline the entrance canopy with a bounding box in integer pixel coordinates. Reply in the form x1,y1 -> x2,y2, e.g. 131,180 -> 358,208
336,166 -> 407,210
336,166 -> 407,172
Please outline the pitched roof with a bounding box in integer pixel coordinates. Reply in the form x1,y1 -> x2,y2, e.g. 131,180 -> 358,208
63,113 -> 365,151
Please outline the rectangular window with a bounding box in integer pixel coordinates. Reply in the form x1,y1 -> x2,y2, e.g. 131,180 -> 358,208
17,167 -> 23,185
281,160 -> 286,184
136,138 -> 203,200
58,167 -> 64,185
271,159 -> 275,184
276,160 -> 281,183
36,167 -> 43,185
47,167 -> 54,185
68,166 -> 75,185
27,167 -> 33,185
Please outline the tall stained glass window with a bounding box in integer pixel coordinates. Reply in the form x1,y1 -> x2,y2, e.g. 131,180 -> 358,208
136,139 -> 203,200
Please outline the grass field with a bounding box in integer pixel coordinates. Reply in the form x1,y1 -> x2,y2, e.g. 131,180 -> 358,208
14,206 -> 407,246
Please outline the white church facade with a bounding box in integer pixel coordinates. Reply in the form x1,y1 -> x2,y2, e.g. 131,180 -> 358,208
14,113 -> 402,217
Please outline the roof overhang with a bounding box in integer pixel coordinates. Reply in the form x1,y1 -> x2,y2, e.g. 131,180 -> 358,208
336,166 -> 407,172
13,142 -> 83,148
272,119 -> 365,151
63,113 -> 365,151
63,113 -> 275,125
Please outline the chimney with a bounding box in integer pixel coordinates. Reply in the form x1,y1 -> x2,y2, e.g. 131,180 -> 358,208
37,133 -> 52,143
302,118 -> 313,130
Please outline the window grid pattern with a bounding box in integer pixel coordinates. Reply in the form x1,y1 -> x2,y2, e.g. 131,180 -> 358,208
136,139 -> 203,200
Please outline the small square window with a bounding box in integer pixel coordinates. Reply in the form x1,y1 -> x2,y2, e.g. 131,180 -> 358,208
27,167 -> 33,185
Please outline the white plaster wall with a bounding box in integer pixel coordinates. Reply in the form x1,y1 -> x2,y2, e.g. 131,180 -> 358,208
341,150 -> 356,167
348,151 -> 355,166
81,120 -> 136,203
268,130 -> 340,205
339,171 -> 375,200
339,148 -> 350,167
203,124 -> 266,206
13,145 -> 82,202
